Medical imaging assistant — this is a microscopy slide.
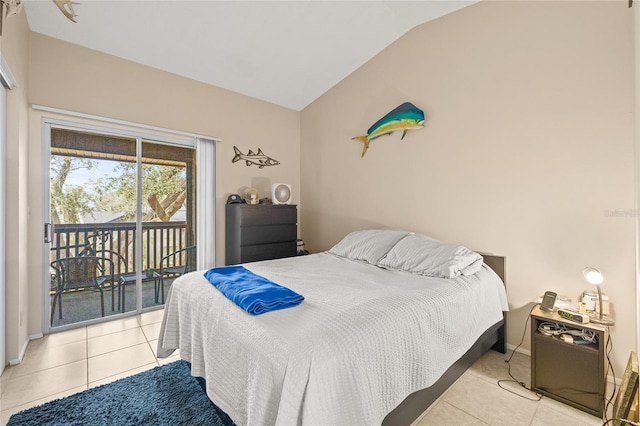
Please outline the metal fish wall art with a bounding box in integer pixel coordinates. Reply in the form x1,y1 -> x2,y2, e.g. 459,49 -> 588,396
352,102 -> 425,157
232,146 -> 280,168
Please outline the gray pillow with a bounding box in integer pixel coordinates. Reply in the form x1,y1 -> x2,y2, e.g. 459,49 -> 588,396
377,233 -> 483,278
328,229 -> 410,265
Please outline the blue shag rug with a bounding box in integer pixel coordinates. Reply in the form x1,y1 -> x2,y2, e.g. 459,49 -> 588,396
7,360 -> 235,426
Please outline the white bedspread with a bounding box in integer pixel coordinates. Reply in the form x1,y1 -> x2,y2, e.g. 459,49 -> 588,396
157,253 -> 508,426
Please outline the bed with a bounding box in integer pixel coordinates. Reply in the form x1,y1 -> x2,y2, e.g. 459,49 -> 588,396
157,230 -> 509,425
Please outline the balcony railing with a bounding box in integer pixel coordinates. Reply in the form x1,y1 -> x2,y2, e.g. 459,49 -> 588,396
49,221 -> 194,327
50,222 -> 192,275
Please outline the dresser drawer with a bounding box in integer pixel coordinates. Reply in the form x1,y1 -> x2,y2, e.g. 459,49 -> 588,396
239,224 -> 297,245
240,241 -> 297,263
236,205 -> 296,226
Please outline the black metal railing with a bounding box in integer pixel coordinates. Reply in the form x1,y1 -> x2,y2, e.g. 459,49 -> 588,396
50,222 -> 192,276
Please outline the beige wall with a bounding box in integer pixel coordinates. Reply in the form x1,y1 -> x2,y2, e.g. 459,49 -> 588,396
2,32 -> 300,361
1,12 -> 31,364
301,1 -> 635,374
0,0 -> 636,378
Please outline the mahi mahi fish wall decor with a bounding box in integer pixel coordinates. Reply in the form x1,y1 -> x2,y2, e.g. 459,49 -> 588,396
232,146 -> 280,168
352,102 -> 425,157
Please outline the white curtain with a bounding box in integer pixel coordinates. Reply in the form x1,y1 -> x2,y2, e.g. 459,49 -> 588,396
196,137 -> 216,270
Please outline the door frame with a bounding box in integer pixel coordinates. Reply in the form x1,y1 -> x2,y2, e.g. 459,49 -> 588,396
0,53 -> 17,374
0,81 -> 5,375
41,116 -> 215,334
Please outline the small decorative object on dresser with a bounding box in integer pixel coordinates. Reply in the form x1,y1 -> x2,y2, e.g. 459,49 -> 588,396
243,187 -> 259,205
226,194 -> 243,204
272,183 -> 292,205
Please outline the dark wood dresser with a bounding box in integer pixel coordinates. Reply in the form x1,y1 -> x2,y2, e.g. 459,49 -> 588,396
225,204 -> 298,265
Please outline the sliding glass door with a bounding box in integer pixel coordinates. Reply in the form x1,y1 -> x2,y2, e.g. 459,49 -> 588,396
47,126 -> 196,329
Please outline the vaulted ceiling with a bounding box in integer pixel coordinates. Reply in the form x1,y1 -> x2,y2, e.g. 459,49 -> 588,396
23,1 -> 477,111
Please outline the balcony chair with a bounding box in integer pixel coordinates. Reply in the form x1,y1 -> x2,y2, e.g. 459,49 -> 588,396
93,249 -> 129,312
117,268 -> 162,313
50,256 -> 115,325
156,245 -> 197,304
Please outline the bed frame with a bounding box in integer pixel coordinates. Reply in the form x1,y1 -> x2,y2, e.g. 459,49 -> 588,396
382,254 -> 507,425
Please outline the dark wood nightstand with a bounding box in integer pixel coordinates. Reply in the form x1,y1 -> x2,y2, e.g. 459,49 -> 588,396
530,305 -> 609,418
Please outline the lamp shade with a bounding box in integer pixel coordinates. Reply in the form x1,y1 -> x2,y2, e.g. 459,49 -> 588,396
583,267 -> 603,285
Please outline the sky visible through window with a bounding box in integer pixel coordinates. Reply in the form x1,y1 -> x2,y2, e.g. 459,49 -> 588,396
63,159 -> 120,187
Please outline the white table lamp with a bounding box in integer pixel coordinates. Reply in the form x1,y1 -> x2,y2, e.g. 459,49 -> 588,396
582,267 -> 615,326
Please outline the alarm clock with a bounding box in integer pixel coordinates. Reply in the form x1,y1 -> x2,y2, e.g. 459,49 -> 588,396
557,309 -> 590,324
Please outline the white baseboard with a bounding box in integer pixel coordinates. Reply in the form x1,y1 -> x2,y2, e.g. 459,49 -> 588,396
29,332 -> 44,340
8,333 -> 44,365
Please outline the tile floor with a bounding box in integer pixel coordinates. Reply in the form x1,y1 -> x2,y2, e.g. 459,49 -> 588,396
413,349 -> 605,426
0,310 -> 607,426
0,309 -> 178,425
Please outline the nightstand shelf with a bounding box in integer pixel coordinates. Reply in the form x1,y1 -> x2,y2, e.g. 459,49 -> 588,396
530,305 -> 608,418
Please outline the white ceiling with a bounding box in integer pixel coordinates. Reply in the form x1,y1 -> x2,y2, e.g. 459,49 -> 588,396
22,0 -> 477,111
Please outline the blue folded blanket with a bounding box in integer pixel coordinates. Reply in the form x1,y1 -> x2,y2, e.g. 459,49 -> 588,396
204,266 -> 304,315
